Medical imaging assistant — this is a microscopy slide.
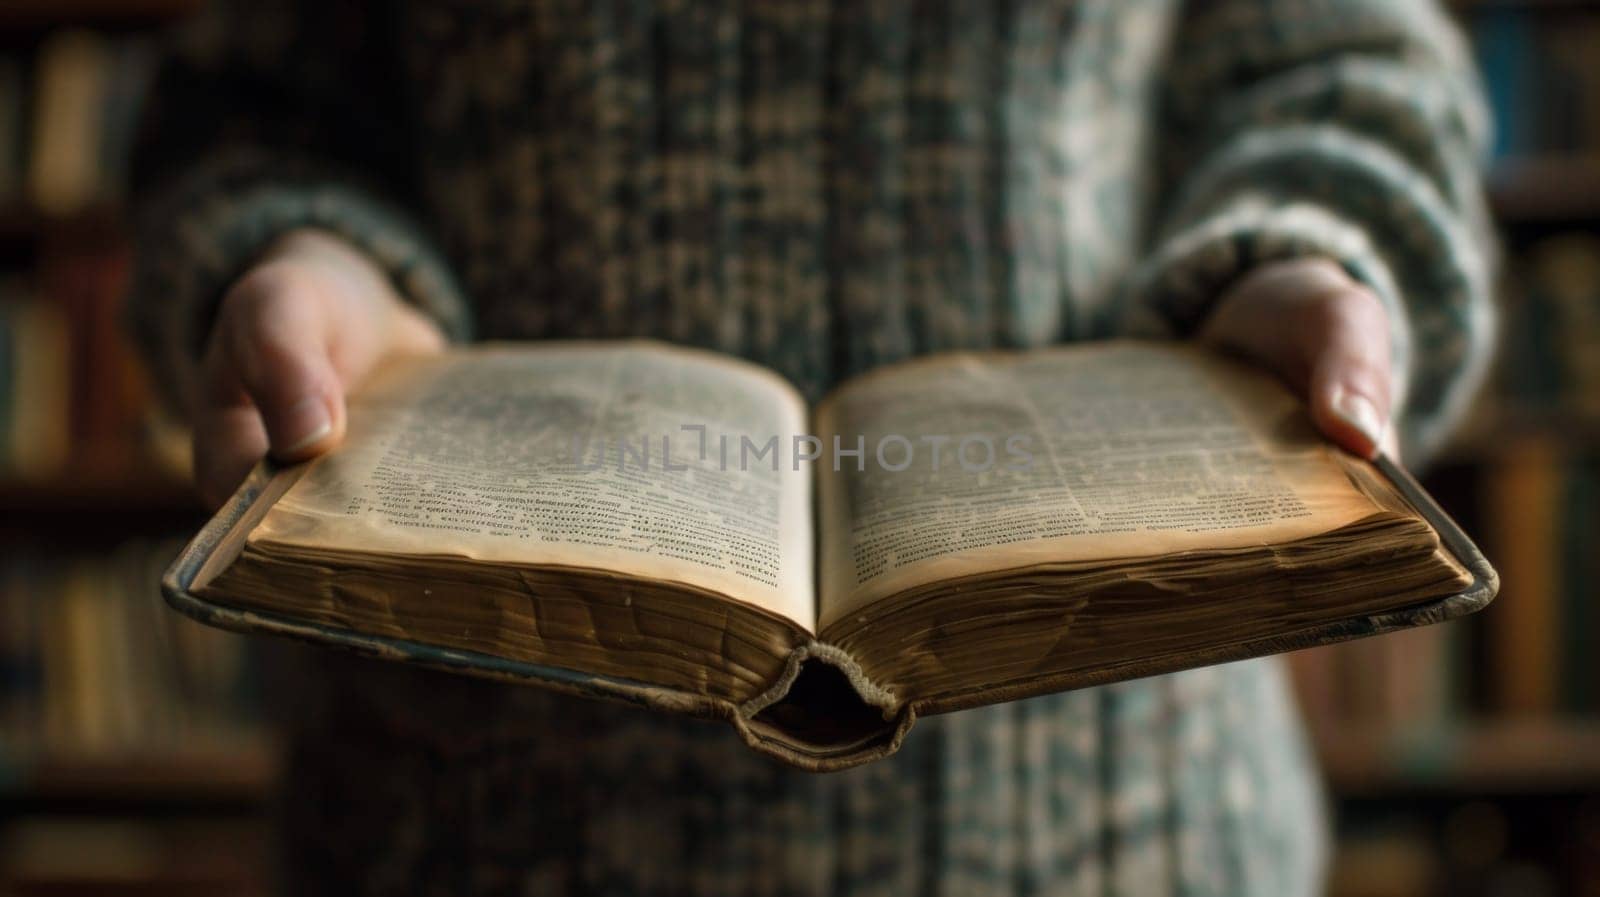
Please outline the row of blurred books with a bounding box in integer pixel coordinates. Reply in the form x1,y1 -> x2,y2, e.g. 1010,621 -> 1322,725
0,539 -> 258,756
1330,799 -> 1600,897
0,535 -> 270,894
1490,234 -> 1600,418
0,30 -> 152,216
1478,443 -> 1600,717
1468,228 -> 1600,717
0,282 -> 69,480
0,237 -> 186,482
0,30 -> 186,484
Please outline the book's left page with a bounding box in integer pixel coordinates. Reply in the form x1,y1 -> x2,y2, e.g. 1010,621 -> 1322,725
245,341 -> 817,630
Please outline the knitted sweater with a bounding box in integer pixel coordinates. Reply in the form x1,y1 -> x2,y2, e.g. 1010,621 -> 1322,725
127,1 -> 1495,894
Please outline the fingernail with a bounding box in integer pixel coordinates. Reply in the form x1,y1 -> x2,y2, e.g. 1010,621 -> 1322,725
279,397 -> 333,455
1331,387 -> 1385,456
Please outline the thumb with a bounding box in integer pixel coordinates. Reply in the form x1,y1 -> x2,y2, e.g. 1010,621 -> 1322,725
1303,290 -> 1396,461
1201,258 -> 1399,461
219,276 -> 348,462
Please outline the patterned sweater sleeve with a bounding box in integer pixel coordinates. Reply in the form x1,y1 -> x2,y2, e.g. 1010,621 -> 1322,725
125,0 -> 472,409
1123,0 -> 1498,461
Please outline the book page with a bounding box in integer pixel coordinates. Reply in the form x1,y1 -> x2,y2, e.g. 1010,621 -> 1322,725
248,342 -> 816,629
814,342 -> 1378,630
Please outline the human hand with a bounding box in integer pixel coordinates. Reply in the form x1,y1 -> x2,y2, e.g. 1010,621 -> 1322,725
191,228 -> 446,507
1198,257 -> 1401,461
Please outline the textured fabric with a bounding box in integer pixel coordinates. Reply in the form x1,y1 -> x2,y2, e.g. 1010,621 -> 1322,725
272,647 -> 1324,897
127,0 -> 1495,894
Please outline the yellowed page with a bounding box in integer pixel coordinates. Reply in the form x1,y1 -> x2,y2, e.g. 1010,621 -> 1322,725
249,342 -> 817,630
815,342 -> 1378,630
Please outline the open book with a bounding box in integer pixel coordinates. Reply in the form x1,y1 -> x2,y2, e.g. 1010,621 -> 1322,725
164,341 -> 1496,771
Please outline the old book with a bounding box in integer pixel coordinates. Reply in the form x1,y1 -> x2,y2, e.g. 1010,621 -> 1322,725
164,341 -> 1496,771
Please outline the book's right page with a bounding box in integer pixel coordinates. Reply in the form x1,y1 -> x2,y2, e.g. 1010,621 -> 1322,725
813,341 -> 1381,633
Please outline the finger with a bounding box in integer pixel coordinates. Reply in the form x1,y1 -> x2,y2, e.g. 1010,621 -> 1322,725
219,269 -> 348,461
1303,289 -> 1393,460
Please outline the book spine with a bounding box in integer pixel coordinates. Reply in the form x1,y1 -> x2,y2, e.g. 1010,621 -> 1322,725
39,240 -> 138,461
0,54 -> 22,204
1562,457 -> 1597,715
6,293 -> 71,479
1485,438 -> 1563,715
26,31 -> 111,216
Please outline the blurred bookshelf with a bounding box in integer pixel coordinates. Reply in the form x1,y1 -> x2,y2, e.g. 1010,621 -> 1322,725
1486,155 -> 1600,225
0,2 -> 272,896
2,734 -> 276,807
1317,719 -> 1600,796
1289,4 -> 1600,897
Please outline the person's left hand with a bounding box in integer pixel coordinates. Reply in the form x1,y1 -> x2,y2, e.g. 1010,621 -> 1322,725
1199,257 -> 1401,460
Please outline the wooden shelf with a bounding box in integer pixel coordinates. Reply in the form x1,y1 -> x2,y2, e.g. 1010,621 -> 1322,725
1454,0 -> 1600,13
0,461 -> 203,540
0,202 -> 123,245
0,0 -> 202,31
1488,156 -> 1600,225
1436,404 -> 1600,462
0,732 -> 278,806
0,467 -> 197,515
1315,718 -> 1600,795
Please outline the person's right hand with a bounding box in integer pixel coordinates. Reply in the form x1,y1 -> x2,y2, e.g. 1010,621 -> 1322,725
192,228 -> 446,507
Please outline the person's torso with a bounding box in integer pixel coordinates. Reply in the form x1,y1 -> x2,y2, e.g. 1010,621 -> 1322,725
261,9 -> 1334,892
394,0 -> 1177,397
